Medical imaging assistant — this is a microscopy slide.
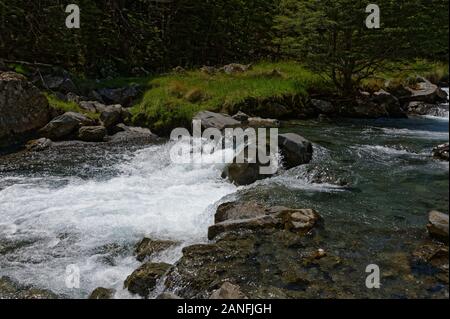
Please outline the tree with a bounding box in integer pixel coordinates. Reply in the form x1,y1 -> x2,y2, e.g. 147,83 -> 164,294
274,0 -> 449,95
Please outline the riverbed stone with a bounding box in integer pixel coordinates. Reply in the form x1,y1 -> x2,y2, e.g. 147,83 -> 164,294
77,126 -> 107,142
25,138 -> 52,152
124,262 -> 171,298
427,211 -> 449,243
209,282 -> 248,299
0,72 -> 51,148
0,276 -> 58,299
39,112 -> 95,140
88,287 -> 116,299
278,133 -> 313,169
134,237 -> 177,262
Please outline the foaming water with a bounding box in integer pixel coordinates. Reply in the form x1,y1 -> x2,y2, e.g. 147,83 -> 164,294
0,141 -> 236,297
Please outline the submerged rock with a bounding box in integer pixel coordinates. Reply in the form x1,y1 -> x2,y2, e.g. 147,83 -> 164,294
432,143 -> 449,161
193,111 -> 241,130
39,112 -> 95,140
278,133 -> 313,169
88,287 -> 116,299
78,126 -> 107,142
134,238 -> 177,262
210,282 -> 248,299
124,262 -> 171,298
0,72 -> 51,148
0,276 -> 58,299
427,211 -> 449,243
25,138 -> 52,152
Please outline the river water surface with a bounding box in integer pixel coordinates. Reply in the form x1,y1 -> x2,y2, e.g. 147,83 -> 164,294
0,92 -> 448,298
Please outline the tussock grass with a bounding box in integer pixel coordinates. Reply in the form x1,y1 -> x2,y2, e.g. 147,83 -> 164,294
44,93 -> 98,119
130,62 -> 328,134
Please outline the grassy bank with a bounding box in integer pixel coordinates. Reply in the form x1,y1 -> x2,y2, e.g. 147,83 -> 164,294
130,62 -> 329,134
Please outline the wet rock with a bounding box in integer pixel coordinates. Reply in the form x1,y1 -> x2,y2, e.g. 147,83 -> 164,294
404,77 -> 448,104
412,242 -> 449,285
432,143 -> 449,161
95,85 -> 141,107
156,292 -> 182,299
124,262 -> 171,298
278,133 -> 313,169
210,282 -> 248,299
193,111 -> 241,130
311,99 -> 334,114
427,211 -> 449,243
107,125 -> 158,144
39,112 -> 95,140
371,89 -> 404,117
247,117 -> 280,128
135,238 -> 177,262
77,126 -> 107,142
25,138 -> 52,152
221,63 -> 252,75
0,276 -> 58,299
89,287 -> 116,299
0,72 -> 51,148
232,111 -> 250,122
407,101 -> 441,116
208,201 -> 322,240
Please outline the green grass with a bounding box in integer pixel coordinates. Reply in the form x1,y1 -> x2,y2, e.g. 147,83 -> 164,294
362,59 -> 449,92
44,93 -> 99,119
130,61 -> 329,134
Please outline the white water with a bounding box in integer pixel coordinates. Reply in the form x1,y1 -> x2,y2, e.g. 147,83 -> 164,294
0,141 -> 236,298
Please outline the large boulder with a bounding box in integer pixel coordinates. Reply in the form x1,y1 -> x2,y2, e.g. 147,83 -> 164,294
134,238 -> 177,262
432,143 -> 449,161
407,101 -> 443,116
39,112 -> 95,140
79,101 -> 108,114
124,262 -> 171,298
77,126 -> 107,142
278,133 -> 313,169
0,72 -> 51,148
100,105 -> 129,130
403,77 -> 448,104
0,276 -> 58,299
371,90 -> 405,117
427,211 -> 449,243
88,287 -> 116,299
107,124 -> 158,144
193,111 -> 241,130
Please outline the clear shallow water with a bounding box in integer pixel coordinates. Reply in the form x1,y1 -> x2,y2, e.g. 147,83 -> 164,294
0,94 -> 448,298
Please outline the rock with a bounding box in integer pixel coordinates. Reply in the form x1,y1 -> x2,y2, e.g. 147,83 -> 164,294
193,111 -> 241,130
404,77 -> 448,104
210,282 -> 247,299
278,133 -> 313,169
432,143 -> 449,161
88,287 -> 116,299
371,89 -> 404,117
427,211 -> 449,243
66,92 -> 82,104
25,138 -> 52,152
39,112 -> 95,140
95,85 -> 141,107
208,201 -> 322,240
100,105 -> 126,129
172,66 -> 187,74
221,63 -> 252,75
407,101 -> 442,116
156,292 -> 182,299
42,75 -> 77,93
0,72 -> 51,148
247,117 -> 280,128
200,66 -> 217,75
223,143 -> 277,186
311,99 -> 334,114
77,126 -> 107,142
232,111 -> 250,122
0,276 -> 58,299
107,125 -> 158,144
135,238 -> 177,262
79,101 -> 108,114
124,262 -> 171,298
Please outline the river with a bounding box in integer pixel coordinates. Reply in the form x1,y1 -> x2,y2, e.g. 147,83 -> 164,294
0,90 -> 448,298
